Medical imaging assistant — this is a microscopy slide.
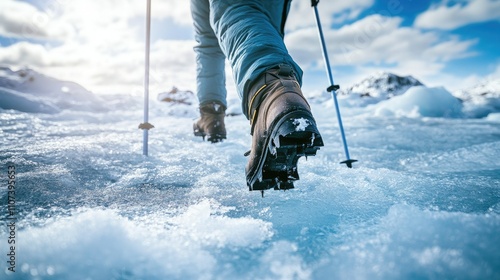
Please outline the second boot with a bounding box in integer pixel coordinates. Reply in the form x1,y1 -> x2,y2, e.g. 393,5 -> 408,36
193,101 -> 227,143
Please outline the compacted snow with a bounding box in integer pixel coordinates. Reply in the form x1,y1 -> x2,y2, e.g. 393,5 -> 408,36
1,69 -> 499,279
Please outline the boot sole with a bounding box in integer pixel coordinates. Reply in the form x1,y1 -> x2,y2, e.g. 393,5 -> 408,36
247,110 -> 323,191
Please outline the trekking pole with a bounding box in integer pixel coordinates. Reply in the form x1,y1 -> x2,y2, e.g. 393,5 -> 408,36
311,0 -> 357,168
138,0 -> 154,156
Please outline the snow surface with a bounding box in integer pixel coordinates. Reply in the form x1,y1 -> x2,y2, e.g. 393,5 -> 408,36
293,118 -> 310,132
1,69 -> 500,279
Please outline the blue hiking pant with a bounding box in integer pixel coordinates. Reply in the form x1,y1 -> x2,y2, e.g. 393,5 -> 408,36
190,0 -> 303,118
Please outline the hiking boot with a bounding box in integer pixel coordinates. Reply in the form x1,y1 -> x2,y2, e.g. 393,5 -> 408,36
193,101 -> 227,143
245,64 -> 323,192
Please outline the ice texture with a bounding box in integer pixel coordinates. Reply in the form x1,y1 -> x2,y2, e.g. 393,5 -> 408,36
1,68 -> 499,279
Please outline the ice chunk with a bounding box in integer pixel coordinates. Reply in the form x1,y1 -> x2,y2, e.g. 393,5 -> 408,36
374,86 -> 463,118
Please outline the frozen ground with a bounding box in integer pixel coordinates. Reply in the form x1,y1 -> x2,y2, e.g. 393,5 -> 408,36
1,82 -> 500,279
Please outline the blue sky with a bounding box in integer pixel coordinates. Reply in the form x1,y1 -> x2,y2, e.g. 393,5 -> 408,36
0,0 -> 498,95
363,0 -> 499,77
371,0 -> 498,72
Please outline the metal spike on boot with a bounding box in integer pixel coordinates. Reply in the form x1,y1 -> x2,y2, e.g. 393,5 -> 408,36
245,65 -> 324,192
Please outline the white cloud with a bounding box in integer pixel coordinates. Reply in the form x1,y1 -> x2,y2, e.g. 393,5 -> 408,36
422,36 -> 478,61
286,14 -> 403,67
0,42 -> 48,66
286,0 -> 375,31
414,0 -> 500,30
286,13 -> 479,91
0,0 -> 72,40
287,14 -> 477,67
0,0 -> 192,42
51,39 -> 197,95
0,0 -> 195,94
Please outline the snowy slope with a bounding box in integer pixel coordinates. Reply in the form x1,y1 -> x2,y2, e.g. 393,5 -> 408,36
3,67 -> 499,118
454,78 -> 500,100
0,67 -> 91,97
453,78 -> 500,118
0,66 -> 104,112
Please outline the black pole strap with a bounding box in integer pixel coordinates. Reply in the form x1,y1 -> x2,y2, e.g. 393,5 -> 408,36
311,0 -> 319,7
327,85 -> 340,92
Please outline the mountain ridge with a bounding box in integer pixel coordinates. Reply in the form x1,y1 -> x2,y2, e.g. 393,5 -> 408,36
338,72 -> 424,99
1,67 -> 499,117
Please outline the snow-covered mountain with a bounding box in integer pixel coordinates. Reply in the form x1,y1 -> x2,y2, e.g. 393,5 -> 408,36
0,66 -> 104,113
453,78 -> 500,118
0,66 -> 89,95
454,78 -> 500,100
338,72 -> 424,99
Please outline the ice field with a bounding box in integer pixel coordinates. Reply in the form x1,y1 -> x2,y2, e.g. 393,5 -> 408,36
1,72 -> 500,279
